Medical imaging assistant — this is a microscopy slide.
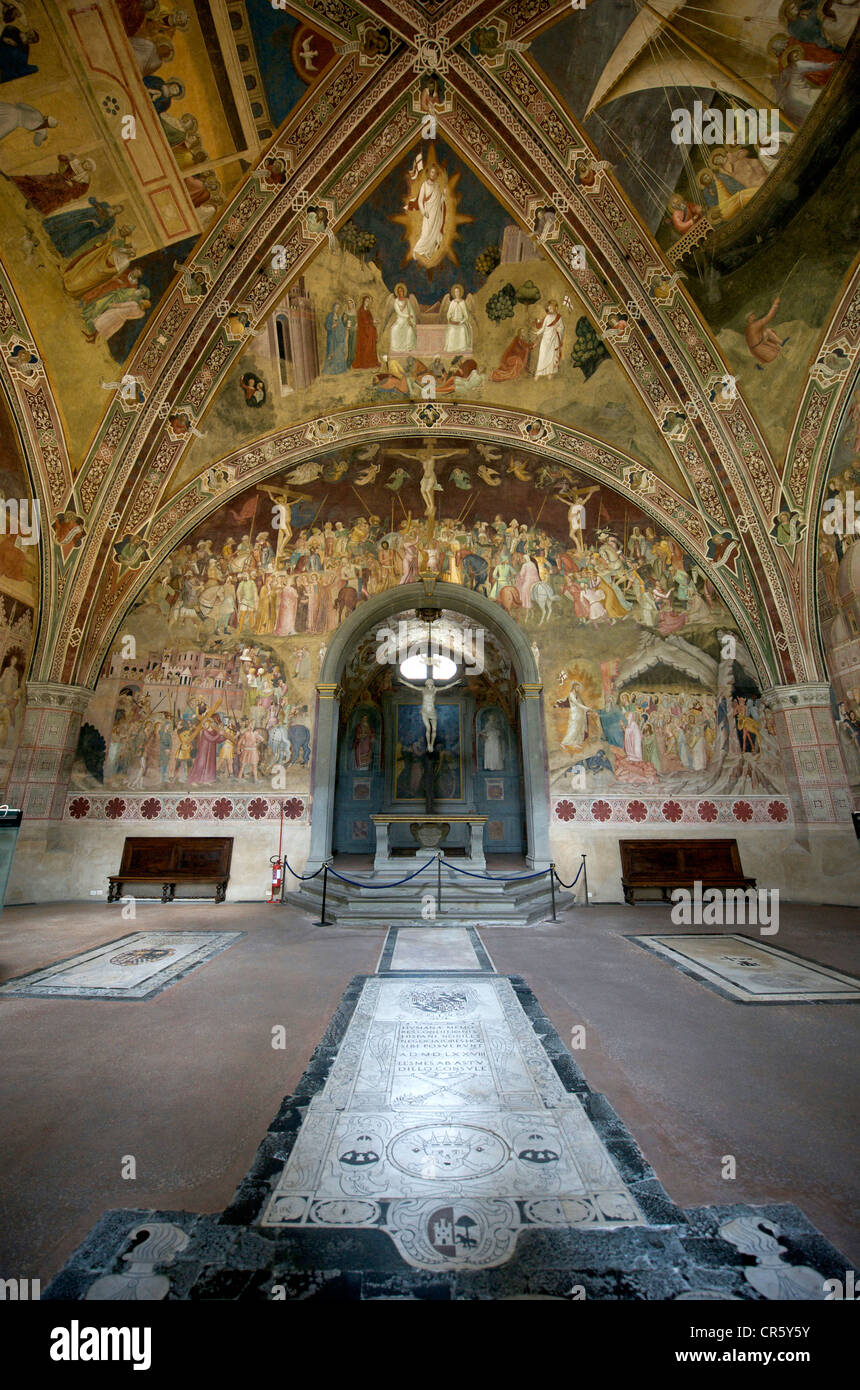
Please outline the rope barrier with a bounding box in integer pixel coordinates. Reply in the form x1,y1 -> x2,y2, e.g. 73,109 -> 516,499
552,861 -> 585,890
283,857 -> 326,882
326,859 -> 436,889
440,859 -> 551,883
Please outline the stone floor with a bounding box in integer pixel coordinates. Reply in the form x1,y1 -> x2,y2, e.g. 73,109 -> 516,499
1,898 -> 858,1293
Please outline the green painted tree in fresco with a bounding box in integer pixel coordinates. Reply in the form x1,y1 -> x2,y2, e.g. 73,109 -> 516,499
338,222 -> 377,262
474,245 -> 501,280
569,316 -> 609,380
485,282 -> 517,322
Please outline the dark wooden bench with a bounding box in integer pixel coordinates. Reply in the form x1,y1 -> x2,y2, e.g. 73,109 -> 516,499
107,836 -> 233,904
619,838 -> 755,905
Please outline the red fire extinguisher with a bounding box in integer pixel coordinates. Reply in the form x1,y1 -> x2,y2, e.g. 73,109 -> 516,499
268,856 -> 283,902
268,801 -> 285,903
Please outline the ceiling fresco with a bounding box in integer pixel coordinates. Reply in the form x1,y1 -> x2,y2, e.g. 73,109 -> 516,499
168,136 -> 682,497
0,0 -> 857,705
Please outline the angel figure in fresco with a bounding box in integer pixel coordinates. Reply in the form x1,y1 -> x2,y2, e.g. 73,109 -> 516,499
382,284 -> 419,354
439,285 -> 475,353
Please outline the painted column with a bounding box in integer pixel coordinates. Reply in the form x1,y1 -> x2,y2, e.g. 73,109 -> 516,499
305,681 -> 340,871
518,681 -> 552,869
762,683 -> 852,824
5,681 -> 92,820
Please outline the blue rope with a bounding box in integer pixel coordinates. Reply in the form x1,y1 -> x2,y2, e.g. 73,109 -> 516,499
440,859 -> 551,883
283,857 -> 326,881
326,858 -> 436,889
553,861 -> 585,890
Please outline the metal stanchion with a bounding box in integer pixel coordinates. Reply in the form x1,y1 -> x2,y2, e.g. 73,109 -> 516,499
581,853 -> 589,906
549,863 -> 556,921
313,861 -> 332,926
436,851 -> 442,916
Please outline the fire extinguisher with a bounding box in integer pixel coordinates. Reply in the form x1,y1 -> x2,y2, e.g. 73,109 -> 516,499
268,800 -> 285,903
268,855 -> 283,903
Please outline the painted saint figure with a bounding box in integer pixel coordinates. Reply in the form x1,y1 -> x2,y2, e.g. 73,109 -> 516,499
408,165 -> 446,265
352,294 -> 379,368
533,300 -> 565,379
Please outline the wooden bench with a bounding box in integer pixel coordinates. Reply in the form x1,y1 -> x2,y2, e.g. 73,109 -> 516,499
107,836 -> 233,904
619,838 -> 755,905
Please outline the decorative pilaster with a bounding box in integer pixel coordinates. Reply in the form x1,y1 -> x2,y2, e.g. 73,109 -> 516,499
305,681 -> 342,871
5,682 -> 91,820
517,681 -> 552,868
762,683 -> 852,824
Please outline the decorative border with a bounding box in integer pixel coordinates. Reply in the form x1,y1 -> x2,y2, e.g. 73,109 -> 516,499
552,796 -> 792,826
63,793 -> 308,823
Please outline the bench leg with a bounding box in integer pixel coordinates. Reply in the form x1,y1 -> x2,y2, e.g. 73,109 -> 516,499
161,883 -> 176,903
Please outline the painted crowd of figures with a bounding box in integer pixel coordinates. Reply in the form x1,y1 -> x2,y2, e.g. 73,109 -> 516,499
556,685 -> 778,788
100,649 -> 311,791
136,491 -> 728,645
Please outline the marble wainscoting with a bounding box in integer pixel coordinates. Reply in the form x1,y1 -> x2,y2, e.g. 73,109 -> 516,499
550,821 -> 860,908
5,815 -> 311,905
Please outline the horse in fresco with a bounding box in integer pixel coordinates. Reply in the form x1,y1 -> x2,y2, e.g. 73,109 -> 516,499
285,724 -> 311,766
458,551 -> 489,593
335,583 -> 359,621
531,581 -> 563,624
496,585 -> 522,619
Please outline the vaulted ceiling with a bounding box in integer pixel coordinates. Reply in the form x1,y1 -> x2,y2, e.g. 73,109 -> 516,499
1,0 -> 858,692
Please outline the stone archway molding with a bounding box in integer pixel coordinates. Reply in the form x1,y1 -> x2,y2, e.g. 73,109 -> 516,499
306,580 -> 552,872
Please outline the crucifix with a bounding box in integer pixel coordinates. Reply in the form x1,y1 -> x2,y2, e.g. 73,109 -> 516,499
386,439 -> 469,525
397,607 -> 461,813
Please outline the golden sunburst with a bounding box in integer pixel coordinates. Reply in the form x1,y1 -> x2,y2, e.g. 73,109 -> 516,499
392,146 -> 473,277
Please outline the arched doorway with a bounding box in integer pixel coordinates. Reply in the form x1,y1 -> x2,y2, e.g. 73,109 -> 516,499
305,582 -> 551,873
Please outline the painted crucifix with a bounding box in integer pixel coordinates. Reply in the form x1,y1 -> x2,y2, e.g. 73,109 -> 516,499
386,440 -> 469,524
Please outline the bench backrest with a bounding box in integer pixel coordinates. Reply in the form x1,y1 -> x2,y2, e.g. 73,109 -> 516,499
619,838 -> 744,880
118,836 -> 233,878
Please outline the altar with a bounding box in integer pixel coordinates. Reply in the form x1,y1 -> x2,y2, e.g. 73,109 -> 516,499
371,813 -> 488,872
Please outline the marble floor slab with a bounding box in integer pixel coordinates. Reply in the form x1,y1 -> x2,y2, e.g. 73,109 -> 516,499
0,931 -> 243,1001
260,973 -> 642,1269
630,933 -> 860,1004
379,927 -> 493,974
